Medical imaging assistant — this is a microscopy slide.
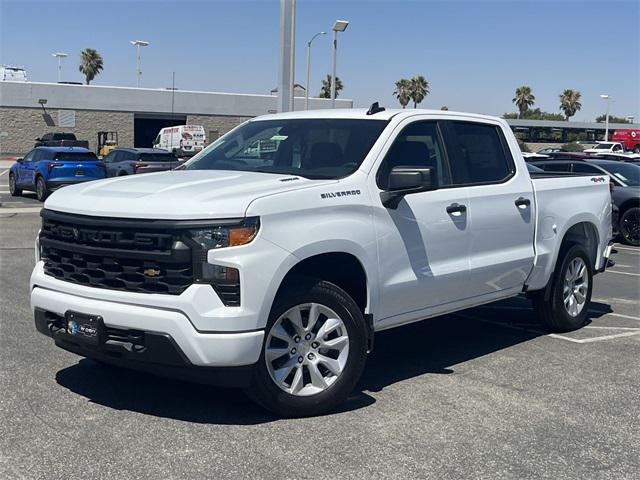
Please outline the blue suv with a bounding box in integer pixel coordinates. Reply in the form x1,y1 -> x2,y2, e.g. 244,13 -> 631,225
9,147 -> 106,201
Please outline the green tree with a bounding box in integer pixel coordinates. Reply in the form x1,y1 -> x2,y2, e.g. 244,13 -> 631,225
595,114 -> 630,124
78,48 -> 104,85
409,75 -> 429,108
503,108 -> 564,121
559,89 -> 582,121
512,85 -> 535,118
318,74 -> 343,99
393,78 -> 412,108
560,142 -> 584,152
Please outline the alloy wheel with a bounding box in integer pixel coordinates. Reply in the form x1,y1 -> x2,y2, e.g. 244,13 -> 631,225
265,303 -> 349,396
621,208 -> 640,246
563,257 -> 589,317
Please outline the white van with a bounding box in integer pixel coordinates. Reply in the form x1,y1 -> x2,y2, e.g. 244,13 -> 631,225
153,125 -> 206,157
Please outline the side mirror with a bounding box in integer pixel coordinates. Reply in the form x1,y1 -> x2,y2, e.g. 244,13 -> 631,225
16,157 -> 24,163
380,166 -> 437,209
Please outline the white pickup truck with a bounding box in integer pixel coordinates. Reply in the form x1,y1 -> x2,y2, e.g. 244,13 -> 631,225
31,107 -> 613,416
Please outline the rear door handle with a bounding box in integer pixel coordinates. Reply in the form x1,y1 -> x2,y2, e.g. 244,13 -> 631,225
515,197 -> 531,209
446,203 -> 467,215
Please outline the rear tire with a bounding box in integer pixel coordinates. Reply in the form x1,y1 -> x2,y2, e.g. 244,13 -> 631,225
9,173 -> 21,196
620,207 -> 640,246
246,278 -> 368,417
532,244 -> 593,332
35,176 -> 49,202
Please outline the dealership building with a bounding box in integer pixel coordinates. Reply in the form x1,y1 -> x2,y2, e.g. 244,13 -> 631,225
0,81 -> 352,155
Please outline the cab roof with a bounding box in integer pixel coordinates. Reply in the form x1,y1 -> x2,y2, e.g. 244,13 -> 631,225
253,107 -> 502,123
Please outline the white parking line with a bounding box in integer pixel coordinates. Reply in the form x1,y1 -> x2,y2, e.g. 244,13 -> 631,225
0,169 -> 9,177
604,270 -> 640,277
614,245 -> 640,253
584,325 -> 640,331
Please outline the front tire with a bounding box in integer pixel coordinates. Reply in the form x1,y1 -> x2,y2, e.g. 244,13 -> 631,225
246,278 -> 368,417
9,173 -> 22,196
533,244 -> 593,332
620,207 -> 640,246
35,176 -> 49,202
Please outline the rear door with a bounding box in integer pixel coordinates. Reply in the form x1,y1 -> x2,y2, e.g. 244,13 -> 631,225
16,150 -> 36,184
441,120 -> 535,297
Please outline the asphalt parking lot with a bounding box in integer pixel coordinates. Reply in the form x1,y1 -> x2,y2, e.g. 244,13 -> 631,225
1,164 -> 639,479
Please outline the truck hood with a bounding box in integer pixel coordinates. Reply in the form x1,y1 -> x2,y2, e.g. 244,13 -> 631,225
44,170 -> 334,219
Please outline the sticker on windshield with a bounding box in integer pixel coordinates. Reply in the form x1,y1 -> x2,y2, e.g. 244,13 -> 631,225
270,135 -> 288,141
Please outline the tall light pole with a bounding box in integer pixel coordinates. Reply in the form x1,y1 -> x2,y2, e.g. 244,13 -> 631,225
52,52 -> 67,83
277,0 -> 296,112
330,19 -> 349,108
305,31 -> 326,110
130,40 -> 150,87
600,94 -> 612,141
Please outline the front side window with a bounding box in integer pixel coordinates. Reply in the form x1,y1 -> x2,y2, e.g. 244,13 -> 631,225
442,121 -> 514,185
571,163 -> 601,174
184,119 -> 388,179
376,121 -> 451,189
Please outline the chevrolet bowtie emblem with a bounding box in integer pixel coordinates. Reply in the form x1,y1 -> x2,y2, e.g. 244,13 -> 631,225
143,268 -> 161,277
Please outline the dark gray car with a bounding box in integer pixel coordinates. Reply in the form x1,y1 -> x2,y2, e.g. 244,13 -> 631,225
531,158 -> 640,246
103,148 -> 179,177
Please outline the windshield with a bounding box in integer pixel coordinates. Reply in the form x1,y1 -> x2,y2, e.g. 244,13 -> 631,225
599,162 -> 640,186
183,119 -> 388,179
54,152 -> 98,161
54,133 -> 77,140
594,143 -> 613,150
139,153 -> 177,162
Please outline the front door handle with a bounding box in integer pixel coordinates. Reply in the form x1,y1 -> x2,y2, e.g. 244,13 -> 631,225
446,203 -> 467,215
515,197 -> 531,209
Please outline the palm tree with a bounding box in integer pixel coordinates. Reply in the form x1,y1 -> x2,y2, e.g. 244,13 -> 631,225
393,78 -> 412,108
512,86 -> 535,118
559,89 -> 582,121
79,48 -> 104,85
409,75 -> 429,108
318,74 -> 343,99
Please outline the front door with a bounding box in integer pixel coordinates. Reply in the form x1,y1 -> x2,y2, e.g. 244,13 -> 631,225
372,119 -> 472,325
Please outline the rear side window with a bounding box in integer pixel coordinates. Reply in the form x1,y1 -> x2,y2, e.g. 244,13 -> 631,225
54,152 -> 98,161
442,121 -> 515,185
571,163 -> 601,174
539,162 -> 571,172
139,153 -> 177,162
54,133 -> 76,140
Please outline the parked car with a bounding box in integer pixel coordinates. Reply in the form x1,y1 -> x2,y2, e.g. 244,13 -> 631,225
152,125 -> 206,157
32,108 -> 613,417
611,129 -> 640,153
9,147 -> 105,201
592,152 -> 640,163
34,132 -> 90,149
103,148 -> 179,177
531,157 -> 639,246
583,142 -> 625,154
536,147 -> 561,154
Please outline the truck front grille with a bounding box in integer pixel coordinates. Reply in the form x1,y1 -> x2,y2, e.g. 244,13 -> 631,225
39,210 -> 195,295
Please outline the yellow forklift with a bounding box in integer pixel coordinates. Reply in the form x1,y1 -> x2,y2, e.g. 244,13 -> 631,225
97,131 -> 118,157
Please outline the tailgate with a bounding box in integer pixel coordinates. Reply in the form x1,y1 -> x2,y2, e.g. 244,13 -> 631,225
50,160 -> 104,179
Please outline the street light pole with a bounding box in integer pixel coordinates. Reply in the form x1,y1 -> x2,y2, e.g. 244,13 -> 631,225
330,20 -> 349,108
130,40 -> 150,87
52,52 -> 68,83
600,94 -> 612,141
305,31 -> 326,110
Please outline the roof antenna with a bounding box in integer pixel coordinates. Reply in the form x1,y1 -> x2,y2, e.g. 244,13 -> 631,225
366,102 -> 385,115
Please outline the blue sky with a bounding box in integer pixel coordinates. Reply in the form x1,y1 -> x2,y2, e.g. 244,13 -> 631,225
1,0 -> 638,121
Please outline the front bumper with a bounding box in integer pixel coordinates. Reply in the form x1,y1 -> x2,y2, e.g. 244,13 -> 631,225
34,308 -> 255,387
31,285 -> 264,368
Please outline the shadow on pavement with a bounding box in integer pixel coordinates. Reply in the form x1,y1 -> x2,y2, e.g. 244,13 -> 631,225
55,299 -> 565,424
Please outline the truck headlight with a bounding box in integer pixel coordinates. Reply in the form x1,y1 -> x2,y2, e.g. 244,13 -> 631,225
187,218 -> 259,250
186,218 -> 259,307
